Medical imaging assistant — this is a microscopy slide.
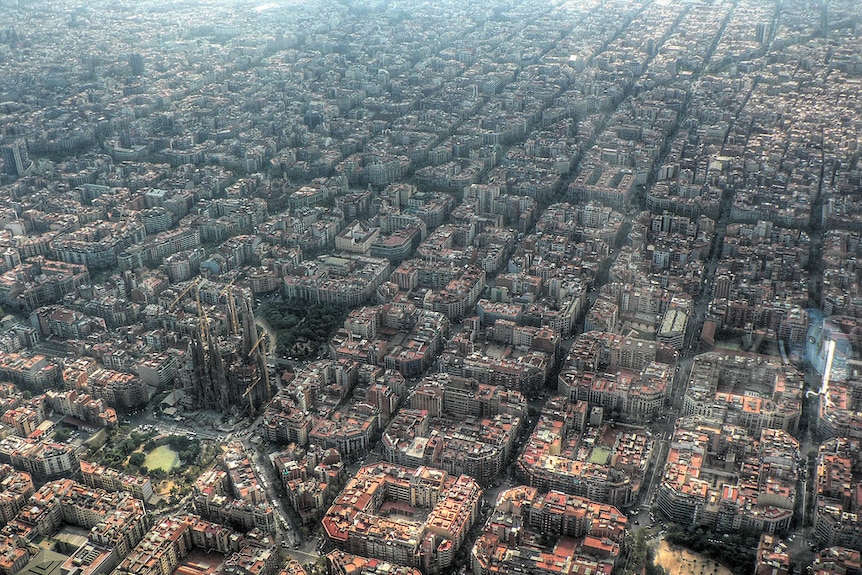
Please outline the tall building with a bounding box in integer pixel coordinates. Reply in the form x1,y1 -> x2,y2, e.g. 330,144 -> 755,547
821,0 -> 829,36
2,141 -> 31,176
128,53 -> 145,76
187,286 -> 271,415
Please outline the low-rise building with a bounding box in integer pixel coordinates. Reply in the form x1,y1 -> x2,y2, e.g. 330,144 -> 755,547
0,464 -> 33,524
271,445 -> 344,525
79,460 -> 154,501
683,351 -> 802,434
813,437 -> 862,552
325,550 -> 422,575
755,534 -> 790,575
656,416 -> 798,533
0,435 -> 77,479
192,442 -> 277,533
471,486 -> 626,575
45,390 -> 118,429
322,463 -> 481,575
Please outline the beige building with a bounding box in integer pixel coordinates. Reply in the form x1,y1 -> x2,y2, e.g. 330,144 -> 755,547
335,221 -> 379,255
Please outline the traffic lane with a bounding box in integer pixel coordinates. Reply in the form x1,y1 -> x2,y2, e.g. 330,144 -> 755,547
246,445 -> 301,541
284,548 -> 320,564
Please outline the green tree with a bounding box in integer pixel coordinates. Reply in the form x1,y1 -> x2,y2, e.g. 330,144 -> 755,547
120,439 -> 138,455
306,558 -> 327,575
54,428 -> 71,443
129,452 -> 146,467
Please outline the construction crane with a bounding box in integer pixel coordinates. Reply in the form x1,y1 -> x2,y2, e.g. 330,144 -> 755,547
218,277 -> 242,335
243,375 -> 260,414
169,279 -> 200,310
242,355 -> 270,415
244,326 -> 272,415
228,296 -> 240,336
218,277 -> 237,296
248,332 -> 267,358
